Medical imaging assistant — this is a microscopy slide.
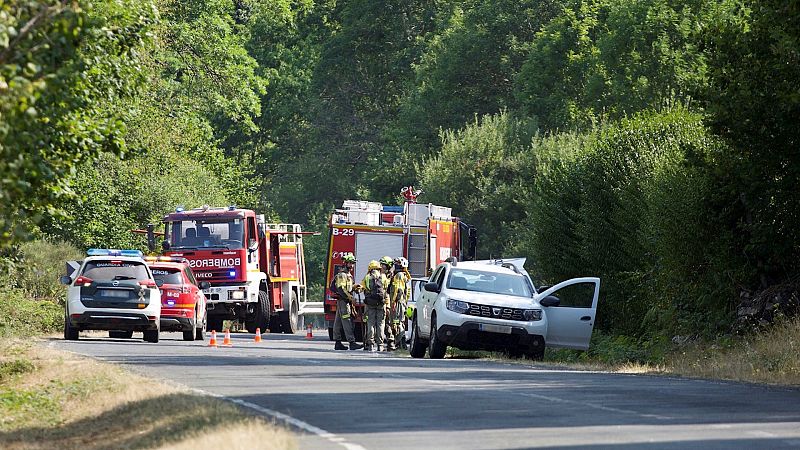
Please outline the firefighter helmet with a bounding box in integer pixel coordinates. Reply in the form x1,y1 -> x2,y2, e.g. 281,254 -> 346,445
380,256 -> 393,266
368,260 -> 381,271
394,256 -> 409,269
342,253 -> 356,263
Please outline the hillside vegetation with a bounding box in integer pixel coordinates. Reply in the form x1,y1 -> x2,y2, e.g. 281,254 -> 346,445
1,0 -> 798,363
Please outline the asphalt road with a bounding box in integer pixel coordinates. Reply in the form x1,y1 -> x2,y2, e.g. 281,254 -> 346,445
51,331 -> 800,450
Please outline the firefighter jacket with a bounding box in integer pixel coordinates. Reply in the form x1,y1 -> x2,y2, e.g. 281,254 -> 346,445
334,271 -> 355,302
362,269 -> 387,307
389,270 -> 410,305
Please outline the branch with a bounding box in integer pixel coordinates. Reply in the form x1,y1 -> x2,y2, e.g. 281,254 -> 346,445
0,1 -> 70,65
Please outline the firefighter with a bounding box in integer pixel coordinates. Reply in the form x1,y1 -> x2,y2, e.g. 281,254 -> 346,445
332,253 -> 363,351
362,260 -> 387,351
379,256 -> 394,350
388,256 -> 411,350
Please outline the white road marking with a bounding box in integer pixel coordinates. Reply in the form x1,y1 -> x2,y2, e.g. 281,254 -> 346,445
379,371 -> 673,421
189,387 -> 367,450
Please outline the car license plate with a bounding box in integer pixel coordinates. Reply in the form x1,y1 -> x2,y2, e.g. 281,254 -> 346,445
100,289 -> 129,298
479,323 -> 511,334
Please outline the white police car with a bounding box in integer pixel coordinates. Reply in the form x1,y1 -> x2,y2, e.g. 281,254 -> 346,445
60,249 -> 162,343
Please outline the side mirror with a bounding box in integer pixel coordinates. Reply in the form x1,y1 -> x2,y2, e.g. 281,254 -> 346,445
156,279 -> 165,288
59,276 -> 72,285
248,239 -> 258,252
199,281 -> 211,290
540,295 -> 560,307
161,240 -> 171,250
423,282 -> 440,293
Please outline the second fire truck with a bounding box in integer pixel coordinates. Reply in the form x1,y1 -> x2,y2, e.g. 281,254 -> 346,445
161,205 -> 310,334
323,188 -> 477,340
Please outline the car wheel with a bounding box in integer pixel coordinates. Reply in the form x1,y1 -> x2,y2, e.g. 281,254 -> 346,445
143,328 -> 159,343
408,314 -> 426,358
280,293 -> 299,334
428,315 -> 447,359
183,317 -> 196,341
207,316 -> 224,333
64,314 -> 79,341
195,314 -> 206,341
109,330 -> 133,339
525,346 -> 545,361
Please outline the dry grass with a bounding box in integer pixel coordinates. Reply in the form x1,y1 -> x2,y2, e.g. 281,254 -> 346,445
447,319 -> 800,386
0,339 -> 296,450
666,318 -> 800,386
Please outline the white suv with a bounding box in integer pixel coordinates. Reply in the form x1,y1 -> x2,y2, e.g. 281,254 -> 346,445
61,249 -> 162,343
409,259 -> 599,359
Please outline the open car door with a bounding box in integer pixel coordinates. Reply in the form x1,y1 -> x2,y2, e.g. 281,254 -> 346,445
536,277 -> 600,350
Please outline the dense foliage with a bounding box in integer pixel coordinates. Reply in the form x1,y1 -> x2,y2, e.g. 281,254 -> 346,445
3,0 -> 798,344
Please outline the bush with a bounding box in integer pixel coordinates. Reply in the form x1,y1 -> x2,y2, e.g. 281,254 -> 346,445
6,241 -> 83,301
0,290 -> 63,338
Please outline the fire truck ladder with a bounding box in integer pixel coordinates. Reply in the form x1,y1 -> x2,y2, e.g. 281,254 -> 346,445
407,229 -> 428,278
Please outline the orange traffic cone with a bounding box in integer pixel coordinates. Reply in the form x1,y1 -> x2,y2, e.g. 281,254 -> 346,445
305,323 -> 313,339
222,329 -> 233,347
208,330 -> 218,347
254,327 -> 262,343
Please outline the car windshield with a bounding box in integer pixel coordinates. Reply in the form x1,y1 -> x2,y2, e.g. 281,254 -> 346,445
446,268 -> 532,298
151,268 -> 183,285
81,261 -> 150,281
166,218 -> 245,250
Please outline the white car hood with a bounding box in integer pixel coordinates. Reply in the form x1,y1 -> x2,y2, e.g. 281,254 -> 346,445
443,289 -> 538,309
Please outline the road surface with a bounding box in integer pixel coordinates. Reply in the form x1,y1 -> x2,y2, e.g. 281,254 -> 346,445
52,332 -> 800,449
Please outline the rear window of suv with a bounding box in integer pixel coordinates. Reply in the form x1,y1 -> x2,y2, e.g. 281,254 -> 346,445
446,268 -> 532,298
151,267 -> 184,285
81,261 -> 150,281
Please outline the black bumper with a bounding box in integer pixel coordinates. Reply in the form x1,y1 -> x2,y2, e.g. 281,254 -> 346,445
437,322 -> 545,353
160,316 -> 193,332
70,312 -> 158,331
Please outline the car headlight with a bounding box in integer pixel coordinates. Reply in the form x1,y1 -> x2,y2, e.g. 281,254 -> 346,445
524,309 -> 542,321
446,299 -> 470,314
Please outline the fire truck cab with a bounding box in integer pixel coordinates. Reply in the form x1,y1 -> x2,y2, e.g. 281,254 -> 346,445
161,205 -> 308,334
323,194 -> 477,340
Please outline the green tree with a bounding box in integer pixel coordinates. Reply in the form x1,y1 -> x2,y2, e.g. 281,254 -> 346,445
515,0 -> 713,131
0,0 -> 155,246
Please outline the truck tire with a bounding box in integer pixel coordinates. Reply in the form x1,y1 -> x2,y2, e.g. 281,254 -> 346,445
207,316 -> 224,333
109,330 -> 133,339
182,317 -> 196,341
64,314 -> 79,341
143,328 -> 159,343
247,289 -> 270,334
408,315 -> 426,358
428,315 -> 447,359
280,292 -> 299,334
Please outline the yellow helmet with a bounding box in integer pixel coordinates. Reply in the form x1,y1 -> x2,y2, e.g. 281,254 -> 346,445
379,256 -> 394,266
368,260 -> 381,271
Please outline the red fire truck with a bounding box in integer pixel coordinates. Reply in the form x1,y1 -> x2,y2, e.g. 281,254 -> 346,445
160,205 -> 310,334
323,189 -> 477,340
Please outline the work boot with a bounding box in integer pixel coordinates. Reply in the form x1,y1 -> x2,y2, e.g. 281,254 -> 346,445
375,344 -> 382,352
349,341 -> 363,351
334,341 -> 348,351
363,344 -> 372,351
386,343 -> 395,351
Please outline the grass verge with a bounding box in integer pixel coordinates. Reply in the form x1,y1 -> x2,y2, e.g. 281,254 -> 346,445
447,317 -> 800,386
0,339 -> 296,450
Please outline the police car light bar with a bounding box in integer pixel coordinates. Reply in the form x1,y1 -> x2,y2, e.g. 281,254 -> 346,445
87,249 -> 143,257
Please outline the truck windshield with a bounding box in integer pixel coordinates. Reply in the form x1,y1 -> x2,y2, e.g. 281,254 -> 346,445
446,268 -> 532,298
166,219 -> 245,250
